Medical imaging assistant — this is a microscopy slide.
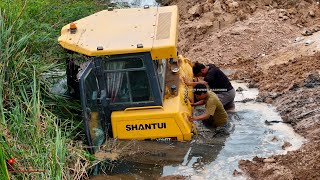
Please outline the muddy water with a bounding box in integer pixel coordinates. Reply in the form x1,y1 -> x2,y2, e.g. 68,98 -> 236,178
91,82 -> 305,179
162,81 -> 305,179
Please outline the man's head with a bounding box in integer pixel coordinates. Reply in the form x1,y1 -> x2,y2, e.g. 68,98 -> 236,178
193,62 -> 208,77
193,83 -> 208,100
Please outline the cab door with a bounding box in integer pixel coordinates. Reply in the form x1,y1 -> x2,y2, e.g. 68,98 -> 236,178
79,61 -> 106,153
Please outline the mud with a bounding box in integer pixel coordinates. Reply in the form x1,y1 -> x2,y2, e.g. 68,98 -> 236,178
166,0 -> 320,179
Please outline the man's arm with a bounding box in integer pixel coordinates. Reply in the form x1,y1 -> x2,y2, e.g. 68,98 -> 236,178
188,96 -> 205,106
183,76 -> 208,87
191,100 -> 205,106
189,113 -> 210,121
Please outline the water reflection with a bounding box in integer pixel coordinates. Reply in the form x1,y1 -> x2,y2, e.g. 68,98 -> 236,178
91,136 -> 228,179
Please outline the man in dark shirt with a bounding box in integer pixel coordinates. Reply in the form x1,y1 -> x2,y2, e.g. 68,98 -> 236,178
183,62 -> 235,110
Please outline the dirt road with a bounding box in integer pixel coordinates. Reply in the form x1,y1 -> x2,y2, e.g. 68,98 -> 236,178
169,0 -> 320,179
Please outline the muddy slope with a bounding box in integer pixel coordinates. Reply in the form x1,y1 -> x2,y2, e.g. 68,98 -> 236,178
170,0 -> 320,179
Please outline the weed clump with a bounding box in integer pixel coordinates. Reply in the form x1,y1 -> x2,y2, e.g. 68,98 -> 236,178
0,0 -> 106,179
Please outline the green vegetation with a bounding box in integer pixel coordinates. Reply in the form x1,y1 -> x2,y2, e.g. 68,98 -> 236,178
0,0 -> 108,179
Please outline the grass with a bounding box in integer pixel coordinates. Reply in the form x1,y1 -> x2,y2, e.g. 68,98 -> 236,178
0,0 -> 108,179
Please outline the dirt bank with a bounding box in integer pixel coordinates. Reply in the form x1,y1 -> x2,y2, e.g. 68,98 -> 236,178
170,0 -> 320,179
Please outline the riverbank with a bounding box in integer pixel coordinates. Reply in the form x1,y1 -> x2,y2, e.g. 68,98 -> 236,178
171,0 -> 320,178
0,1 -> 107,179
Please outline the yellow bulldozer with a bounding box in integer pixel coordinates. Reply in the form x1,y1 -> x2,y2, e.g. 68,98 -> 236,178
58,5 -> 195,153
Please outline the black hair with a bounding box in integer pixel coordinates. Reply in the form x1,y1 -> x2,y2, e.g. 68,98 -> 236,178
193,83 -> 207,95
192,62 -> 206,75
192,62 -> 205,75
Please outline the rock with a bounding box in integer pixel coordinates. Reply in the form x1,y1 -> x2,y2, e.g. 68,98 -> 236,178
271,136 -> 278,142
213,0 -> 224,15
249,4 -> 257,13
272,2 -> 278,8
279,12 -> 285,18
309,10 -> 315,17
188,4 -> 203,16
204,21 -> 213,27
263,0 -> 272,6
207,0 -> 214,3
289,83 -> 300,91
203,3 -> 212,13
301,29 -> 313,36
267,92 -> 279,99
279,9 -> 287,14
256,95 -> 265,102
304,73 -> 320,88
236,87 -> 245,91
282,141 -> 292,150
253,156 -> 264,162
311,26 -> 320,32
231,59 -> 238,64
282,16 -> 289,20
294,37 -> 304,43
288,8 -> 297,15
203,11 -> 216,21
264,120 -> 272,125
265,97 -> 273,104
305,40 -> 315,46
228,1 -> 239,11
230,30 -> 240,35
233,169 -> 243,177
237,9 -> 247,21
224,13 -> 237,24
279,9 -> 288,19
263,158 -> 276,163
248,82 -> 257,88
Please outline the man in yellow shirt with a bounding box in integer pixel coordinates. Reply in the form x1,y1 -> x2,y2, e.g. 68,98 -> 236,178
189,83 -> 228,128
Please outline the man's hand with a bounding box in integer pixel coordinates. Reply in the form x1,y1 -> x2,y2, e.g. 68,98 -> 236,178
193,77 -> 199,82
183,76 -> 191,86
188,97 -> 195,106
188,116 -> 195,122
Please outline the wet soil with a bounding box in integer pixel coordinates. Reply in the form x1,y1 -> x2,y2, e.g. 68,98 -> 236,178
169,0 -> 320,179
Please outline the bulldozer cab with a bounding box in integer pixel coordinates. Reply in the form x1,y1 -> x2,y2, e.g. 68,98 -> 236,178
58,5 -> 194,153
81,53 -> 163,110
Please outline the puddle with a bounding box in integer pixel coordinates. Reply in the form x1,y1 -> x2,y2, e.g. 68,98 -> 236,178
91,81 -> 305,179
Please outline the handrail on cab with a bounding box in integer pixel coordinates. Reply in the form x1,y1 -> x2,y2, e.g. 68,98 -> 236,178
124,106 -> 164,111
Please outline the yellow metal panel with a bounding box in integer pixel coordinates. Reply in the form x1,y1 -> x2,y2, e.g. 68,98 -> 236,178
58,6 -> 178,59
113,118 -> 184,140
151,6 -> 178,60
111,55 -> 194,141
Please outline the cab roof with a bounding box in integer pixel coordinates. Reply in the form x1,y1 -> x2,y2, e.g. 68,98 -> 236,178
58,5 -> 178,60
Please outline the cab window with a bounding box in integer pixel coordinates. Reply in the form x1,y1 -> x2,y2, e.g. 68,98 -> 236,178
103,57 -> 153,104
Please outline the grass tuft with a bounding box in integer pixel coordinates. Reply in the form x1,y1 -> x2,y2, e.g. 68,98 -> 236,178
0,0 -> 108,179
